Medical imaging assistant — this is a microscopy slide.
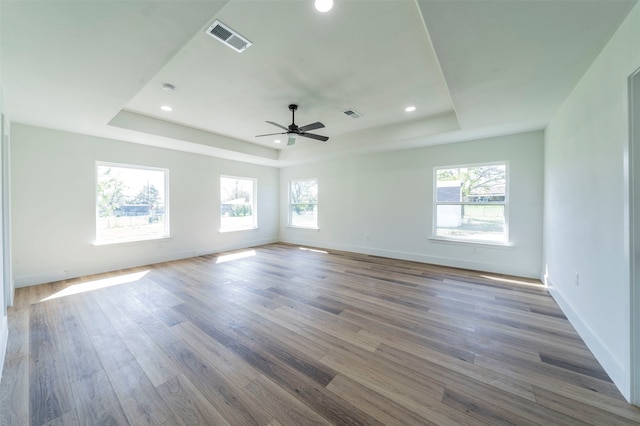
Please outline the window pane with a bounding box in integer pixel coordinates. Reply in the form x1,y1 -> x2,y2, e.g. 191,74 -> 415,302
435,204 -> 505,243
220,176 -> 256,231
97,164 -> 168,243
290,180 -> 318,204
290,204 -> 317,228
436,168 -> 462,202
289,179 -> 318,228
463,165 -> 506,202
437,165 -> 506,203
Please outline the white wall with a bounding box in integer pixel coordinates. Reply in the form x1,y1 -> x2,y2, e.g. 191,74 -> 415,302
544,2 -> 640,401
11,124 -> 279,287
631,68 -> 640,406
0,80 -> 8,381
280,130 -> 544,279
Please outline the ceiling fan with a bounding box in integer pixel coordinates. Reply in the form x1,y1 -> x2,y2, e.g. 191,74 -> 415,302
255,104 -> 329,146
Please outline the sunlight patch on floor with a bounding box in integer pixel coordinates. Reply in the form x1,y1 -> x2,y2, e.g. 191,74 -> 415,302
216,249 -> 256,263
480,274 -> 543,288
299,247 -> 329,254
41,270 -> 150,301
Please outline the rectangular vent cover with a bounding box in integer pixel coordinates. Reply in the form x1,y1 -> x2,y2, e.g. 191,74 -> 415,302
343,109 -> 362,119
206,20 -> 252,53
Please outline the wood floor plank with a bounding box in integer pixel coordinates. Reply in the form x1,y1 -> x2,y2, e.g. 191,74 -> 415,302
43,408 -> 79,426
171,302 -> 384,425
375,343 -> 537,403
441,378 -> 579,425
29,302 -> 73,425
126,277 -> 185,328
110,287 -> 185,351
170,321 -> 261,389
326,373 -> 437,426
343,308 -> 477,363
106,360 -> 174,426
69,369 -> 130,426
156,374 -> 230,426
159,340 -> 273,426
27,283 -> 55,307
2,243 -> 639,425
93,287 -> 181,387
475,318 -> 587,353
474,350 -> 620,399
0,355 -> 29,426
441,386 -> 525,426
320,350 -> 446,409
291,275 -> 480,334
474,353 -> 638,420
474,302 -> 575,333
243,374 -> 333,426
171,292 -> 338,388
241,308 -> 329,361
5,308 -> 29,360
189,278 -> 305,335
532,385 -> 640,425
320,352 -> 481,425
11,287 -> 30,312
274,303 -> 380,353
57,299 -> 103,384
75,293 -> 137,374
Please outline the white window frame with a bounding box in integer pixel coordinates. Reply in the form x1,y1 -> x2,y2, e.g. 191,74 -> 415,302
288,178 -> 319,229
219,175 -> 257,232
432,161 -> 509,245
95,161 -> 170,245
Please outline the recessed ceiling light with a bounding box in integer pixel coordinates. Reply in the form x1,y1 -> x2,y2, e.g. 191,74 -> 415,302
405,106 -> 416,112
274,139 -> 281,144
315,0 -> 333,12
161,105 -> 172,112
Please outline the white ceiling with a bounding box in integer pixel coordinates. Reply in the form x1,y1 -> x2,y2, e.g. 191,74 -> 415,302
1,0 -> 637,167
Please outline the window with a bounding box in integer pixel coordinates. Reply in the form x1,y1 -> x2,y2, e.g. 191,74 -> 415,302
96,163 -> 169,244
220,176 -> 256,232
289,179 -> 318,229
434,163 -> 507,244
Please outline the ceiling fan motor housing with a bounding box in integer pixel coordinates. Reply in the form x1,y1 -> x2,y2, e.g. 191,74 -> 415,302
254,104 -> 329,143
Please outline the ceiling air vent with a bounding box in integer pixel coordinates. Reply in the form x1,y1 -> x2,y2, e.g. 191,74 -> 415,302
206,20 -> 252,53
343,109 -> 362,119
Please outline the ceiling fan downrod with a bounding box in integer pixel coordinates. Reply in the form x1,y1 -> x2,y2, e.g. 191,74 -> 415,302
289,104 -> 298,131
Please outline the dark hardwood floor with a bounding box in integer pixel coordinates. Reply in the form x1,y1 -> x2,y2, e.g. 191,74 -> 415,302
1,243 -> 639,425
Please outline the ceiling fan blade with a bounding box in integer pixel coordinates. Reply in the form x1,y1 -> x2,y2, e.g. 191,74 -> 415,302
287,136 -> 297,146
255,132 -> 286,137
266,121 -> 288,131
298,122 -> 325,132
300,132 -> 329,142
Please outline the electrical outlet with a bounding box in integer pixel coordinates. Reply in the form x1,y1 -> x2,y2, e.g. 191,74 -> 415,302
575,272 -> 580,286
365,234 -> 371,242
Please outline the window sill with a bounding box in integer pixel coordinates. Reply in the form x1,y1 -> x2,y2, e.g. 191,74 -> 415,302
219,227 -> 259,233
286,226 -> 320,231
92,236 -> 173,247
429,237 -> 512,249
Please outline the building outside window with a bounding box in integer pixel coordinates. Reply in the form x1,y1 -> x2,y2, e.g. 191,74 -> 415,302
434,163 -> 507,244
96,162 -> 169,243
220,176 -> 256,232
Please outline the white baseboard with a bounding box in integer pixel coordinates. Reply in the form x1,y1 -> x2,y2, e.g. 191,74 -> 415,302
14,236 -> 278,288
545,275 -> 629,399
15,235 -> 539,287
279,237 -> 540,278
